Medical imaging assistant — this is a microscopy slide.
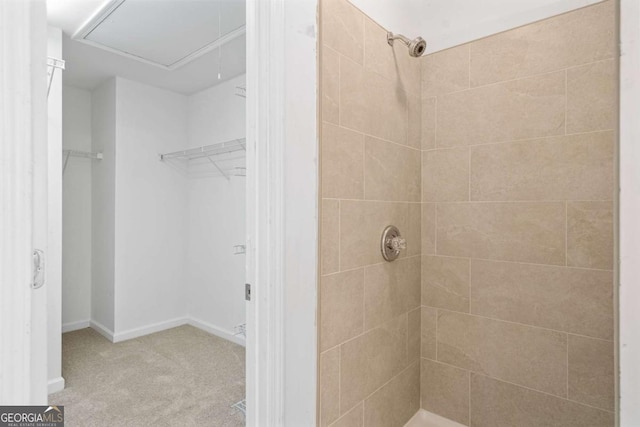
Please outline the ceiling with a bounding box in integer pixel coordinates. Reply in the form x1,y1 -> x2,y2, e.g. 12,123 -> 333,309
47,0 -> 246,95
349,0 -> 606,54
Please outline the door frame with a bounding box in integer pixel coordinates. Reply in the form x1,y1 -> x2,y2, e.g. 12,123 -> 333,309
245,0 -> 319,425
619,0 -> 640,424
0,0 -> 49,405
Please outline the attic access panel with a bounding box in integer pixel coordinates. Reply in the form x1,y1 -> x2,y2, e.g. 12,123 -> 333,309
75,0 -> 245,70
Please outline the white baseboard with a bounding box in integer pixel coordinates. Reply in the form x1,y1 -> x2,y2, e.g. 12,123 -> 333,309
87,316 -> 244,347
112,317 -> 189,343
47,376 -> 65,395
188,317 -> 246,347
62,319 -> 90,333
90,320 -> 115,342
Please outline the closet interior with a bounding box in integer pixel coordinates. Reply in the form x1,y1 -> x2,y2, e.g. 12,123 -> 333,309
52,0 -> 248,424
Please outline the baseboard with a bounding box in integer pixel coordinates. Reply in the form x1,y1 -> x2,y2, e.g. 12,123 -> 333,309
90,319 -> 115,342
62,319 -> 90,333
47,376 -> 65,395
188,317 -> 246,347
112,317 -> 189,343
88,315 -> 244,346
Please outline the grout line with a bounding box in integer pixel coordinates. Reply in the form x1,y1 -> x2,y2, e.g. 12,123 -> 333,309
565,201 -> 569,266
434,96 -> 438,148
435,308 -> 439,361
467,147 -> 471,202
467,44 -> 471,89
320,197 -> 614,205
323,119 -> 614,154
320,246 -> 614,274
338,344 -> 342,417
468,372 -> 615,414
564,69 -> 568,135
433,203 -> 438,255
338,200 -> 341,272
428,56 -> 616,98
566,332 -> 570,399
468,368 -> 472,425
432,306 -> 615,343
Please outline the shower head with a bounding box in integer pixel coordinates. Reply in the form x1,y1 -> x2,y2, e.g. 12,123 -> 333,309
387,32 -> 426,57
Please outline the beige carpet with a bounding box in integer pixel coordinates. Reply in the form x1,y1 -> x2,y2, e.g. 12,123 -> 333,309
51,325 -> 245,427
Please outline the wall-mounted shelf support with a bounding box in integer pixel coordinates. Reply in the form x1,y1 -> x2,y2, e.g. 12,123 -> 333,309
62,149 -> 103,174
47,57 -> 65,98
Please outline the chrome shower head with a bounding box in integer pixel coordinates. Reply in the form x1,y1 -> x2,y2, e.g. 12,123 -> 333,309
387,32 -> 427,57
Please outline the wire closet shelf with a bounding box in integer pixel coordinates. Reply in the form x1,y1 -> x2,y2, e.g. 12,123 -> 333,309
159,138 -> 246,180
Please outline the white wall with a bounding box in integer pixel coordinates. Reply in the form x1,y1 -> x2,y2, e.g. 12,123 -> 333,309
61,86 -> 92,331
186,75 -> 246,340
349,0 -> 605,53
113,78 -> 188,338
619,0 -> 640,424
91,78 -> 117,334
47,26 -> 64,395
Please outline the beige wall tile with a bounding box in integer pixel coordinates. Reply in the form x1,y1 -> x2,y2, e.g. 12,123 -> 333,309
331,403 -> 363,427
437,202 -> 566,265
321,0 -> 364,65
340,201 -> 409,269
363,17 -> 421,95
322,199 -> 340,274
422,97 -> 436,150
321,347 -> 341,426
365,136 -> 421,202
438,311 -> 567,396
322,46 -> 340,124
421,307 -> 437,360
340,57 -> 408,145
407,203 -> 422,257
470,374 -> 614,427
408,95 -> 422,149
423,148 -> 470,202
567,60 -> 617,134
422,45 -> 470,97
469,1 -> 615,86
421,359 -> 470,425
422,203 -> 435,255
437,71 -> 565,148
471,260 -> 613,340
567,201 -> 614,270
320,269 -> 364,351
408,308 -> 421,364
340,315 -> 408,412
322,123 -> 365,199
568,335 -> 615,411
364,362 -> 420,427
470,132 -> 614,201
364,256 -> 421,330
422,256 -> 470,313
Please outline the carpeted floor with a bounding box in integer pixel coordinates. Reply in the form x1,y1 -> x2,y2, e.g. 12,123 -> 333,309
51,325 -> 246,427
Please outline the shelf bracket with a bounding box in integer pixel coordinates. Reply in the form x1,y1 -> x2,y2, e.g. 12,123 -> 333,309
206,156 -> 230,181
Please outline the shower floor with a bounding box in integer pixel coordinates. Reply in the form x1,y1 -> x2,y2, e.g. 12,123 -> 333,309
404,409 -> 466,427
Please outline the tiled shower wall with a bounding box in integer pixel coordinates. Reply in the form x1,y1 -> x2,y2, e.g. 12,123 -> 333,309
319,1 -> 617,426
318,0 -> 422,425
419,1 -> 617,426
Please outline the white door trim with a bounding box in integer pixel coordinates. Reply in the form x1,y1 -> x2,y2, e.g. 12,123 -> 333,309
245,0 -> 319,425
0,0 -> 48,404
619,0 -> 640,424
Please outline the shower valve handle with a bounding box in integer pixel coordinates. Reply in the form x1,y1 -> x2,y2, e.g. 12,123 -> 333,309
389,236 -> 407,252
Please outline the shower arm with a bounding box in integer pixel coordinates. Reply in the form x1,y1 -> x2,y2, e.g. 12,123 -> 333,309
387,33 -> 411,47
